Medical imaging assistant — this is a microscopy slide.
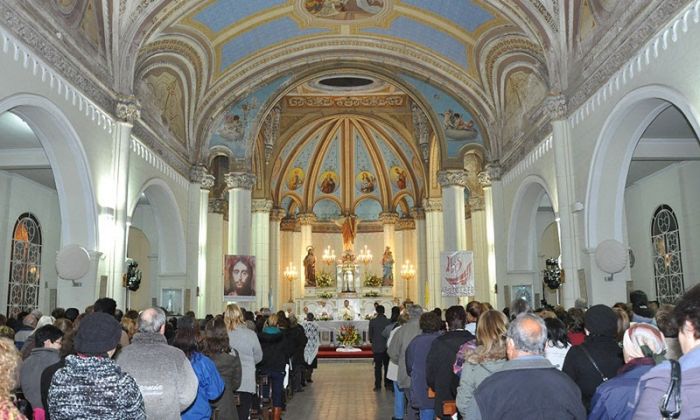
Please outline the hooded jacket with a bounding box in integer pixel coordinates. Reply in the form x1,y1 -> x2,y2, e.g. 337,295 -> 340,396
257,326 -> 292,372
116,332 -> 198,420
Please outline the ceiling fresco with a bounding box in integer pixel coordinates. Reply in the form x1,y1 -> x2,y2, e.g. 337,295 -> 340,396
5,0 -> 685,178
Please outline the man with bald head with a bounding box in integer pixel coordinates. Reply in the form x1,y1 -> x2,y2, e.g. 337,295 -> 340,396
471,313 -> 586,420
116,307 -> 198,419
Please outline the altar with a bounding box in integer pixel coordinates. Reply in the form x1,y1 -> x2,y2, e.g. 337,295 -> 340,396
316,320 -> 370,346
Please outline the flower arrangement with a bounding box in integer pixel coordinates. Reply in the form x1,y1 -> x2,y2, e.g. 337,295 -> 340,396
363,274 -> 382,288
337,324 -> 361,347
317,272 -> 335,288
363,291 -> 380,298
318,291 -> 334,299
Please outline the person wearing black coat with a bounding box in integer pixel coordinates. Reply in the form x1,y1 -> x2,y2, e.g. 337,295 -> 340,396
257,314 -> 292,418
426,305 -> 475,419
562,304 -> 624,412
286,315 -> 308,392
369,305 -> 391,390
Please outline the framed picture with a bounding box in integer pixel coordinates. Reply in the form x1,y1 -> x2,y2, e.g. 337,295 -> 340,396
161,288 -> 183,315
224,255 -> 256,301
511,284 -> 533,308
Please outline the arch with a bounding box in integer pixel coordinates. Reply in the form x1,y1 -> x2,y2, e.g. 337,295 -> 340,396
129,178 -> 186,274
0,94 -> 98,251
585,85 -> 700,250
507,175 -> 556,271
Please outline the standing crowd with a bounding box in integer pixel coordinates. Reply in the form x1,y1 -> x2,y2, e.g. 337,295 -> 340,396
0,300 -> 320,420
369,284 -> 700,420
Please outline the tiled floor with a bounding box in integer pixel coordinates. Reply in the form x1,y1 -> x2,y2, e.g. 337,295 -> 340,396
284,360 -> 395,419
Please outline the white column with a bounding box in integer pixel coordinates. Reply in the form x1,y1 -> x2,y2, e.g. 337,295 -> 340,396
479,163 -> 505,308
412,208 -> 427,305
379,212 -> 399,291
207,199 -> 226,314
470,196 -> 490,304
438,170 -> 468,251
298,213 -> 315,301
423,198 -> 443,309
252,199 -> 272,310
269,209 -> 285,310
552,117 -> 581,308
225,172 -> 256,255
190,166 -> 215,317
108,98 -> 139,309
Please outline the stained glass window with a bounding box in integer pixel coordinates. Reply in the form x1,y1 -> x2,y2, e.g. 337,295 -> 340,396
7,213 -> 42,317
651,205 -> 684,304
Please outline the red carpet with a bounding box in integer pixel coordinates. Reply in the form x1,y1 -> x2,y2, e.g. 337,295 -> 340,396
317,345 -> 373,359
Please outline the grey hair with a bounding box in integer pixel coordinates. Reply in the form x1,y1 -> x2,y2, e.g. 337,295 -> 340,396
138,307 -> 166,333
574,298 -> 588,310
407,304 -> 424,319
507,313 -> 547,355
509,298 -> 532,320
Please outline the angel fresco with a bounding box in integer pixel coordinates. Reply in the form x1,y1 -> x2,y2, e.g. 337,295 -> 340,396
216,113 -> 244,143
304,0 -> 384,21
440,109 -> 478,141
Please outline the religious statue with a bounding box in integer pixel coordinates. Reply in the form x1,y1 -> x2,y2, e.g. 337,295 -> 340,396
304,247 -> 316,287
382,246 -> 394,286
334,215 -> 358,252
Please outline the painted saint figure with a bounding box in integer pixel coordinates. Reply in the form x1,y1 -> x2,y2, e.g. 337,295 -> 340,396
382,246 -> 394,286
320,172 -> 336,194
304,247 -> 316,287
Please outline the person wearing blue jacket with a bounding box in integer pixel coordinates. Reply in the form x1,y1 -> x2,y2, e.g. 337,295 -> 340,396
588,323 -> 667,420
173,319 -> 225,420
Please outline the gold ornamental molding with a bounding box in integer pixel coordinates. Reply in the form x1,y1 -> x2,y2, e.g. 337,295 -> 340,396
286,95 -> 405,108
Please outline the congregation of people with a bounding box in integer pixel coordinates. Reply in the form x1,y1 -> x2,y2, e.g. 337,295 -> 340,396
0,283 -> 698,419
0,299 -> 320,420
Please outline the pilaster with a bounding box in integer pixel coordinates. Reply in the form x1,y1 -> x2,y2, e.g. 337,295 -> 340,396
225,172 -> 255,255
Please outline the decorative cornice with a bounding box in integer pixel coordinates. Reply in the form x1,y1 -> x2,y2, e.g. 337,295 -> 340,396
569,0 -> 697,125
209,198 -> 227,215
115,95 -> 141,124
437,169 -> 469,188
131,121 -> 191,177
251,199 -> 273,213
0,3 -> 115,112
379,212 -> 400,225
224,172 -> 256,190
423,198 -> 443,212
130,135 -> 189,188
502,135 -> 553,185
297,213 -> 317,225
286,95 -> 405,108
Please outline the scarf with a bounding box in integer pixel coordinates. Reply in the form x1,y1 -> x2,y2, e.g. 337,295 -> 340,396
302,320 -> 320,364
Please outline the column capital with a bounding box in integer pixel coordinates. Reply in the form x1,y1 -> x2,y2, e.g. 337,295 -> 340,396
297,212 -> 316,225
280,218 -> 298,231
437,169 -> 469,188
270,207 -> 286,221
209,198 -> 227,215
410,207 -> 425,219
115,95 -> 141,124
544,94 -> 567,120
190,165 -> 215,189
379,212 -> 399,225
423,198 -> 443,212
251,199 -> 273,213
225,172 -> 256,190
469,196 -> 485,211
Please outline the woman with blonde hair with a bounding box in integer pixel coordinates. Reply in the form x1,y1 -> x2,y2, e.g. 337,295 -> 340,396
455,310 -> 508,419
224,303 -> 262,420
0,337 -> 26,419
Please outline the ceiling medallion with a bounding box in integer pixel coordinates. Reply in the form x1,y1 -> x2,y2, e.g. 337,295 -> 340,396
297,0 -> 392,25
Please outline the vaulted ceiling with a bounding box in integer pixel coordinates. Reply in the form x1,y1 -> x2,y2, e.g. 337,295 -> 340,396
2,0 -> 688,174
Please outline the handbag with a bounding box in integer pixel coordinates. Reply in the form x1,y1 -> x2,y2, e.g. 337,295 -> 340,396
580,345 -> 608,382
659,359 -> 681,419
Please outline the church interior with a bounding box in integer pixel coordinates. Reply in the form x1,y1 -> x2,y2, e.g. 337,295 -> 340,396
1,0 -> 700,321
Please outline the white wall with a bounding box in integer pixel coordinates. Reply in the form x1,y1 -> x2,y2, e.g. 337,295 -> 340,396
625,161 -> 700,300
0,172 -> 60,315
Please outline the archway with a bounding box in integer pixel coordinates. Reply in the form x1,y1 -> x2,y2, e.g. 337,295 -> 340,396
586,86 -> 700,304
507,176 -> 559,308
0,94 -> 98,315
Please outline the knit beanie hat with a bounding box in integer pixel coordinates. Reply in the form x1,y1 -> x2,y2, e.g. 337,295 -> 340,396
584,304 -> 618,337
74,312 -> 122,355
